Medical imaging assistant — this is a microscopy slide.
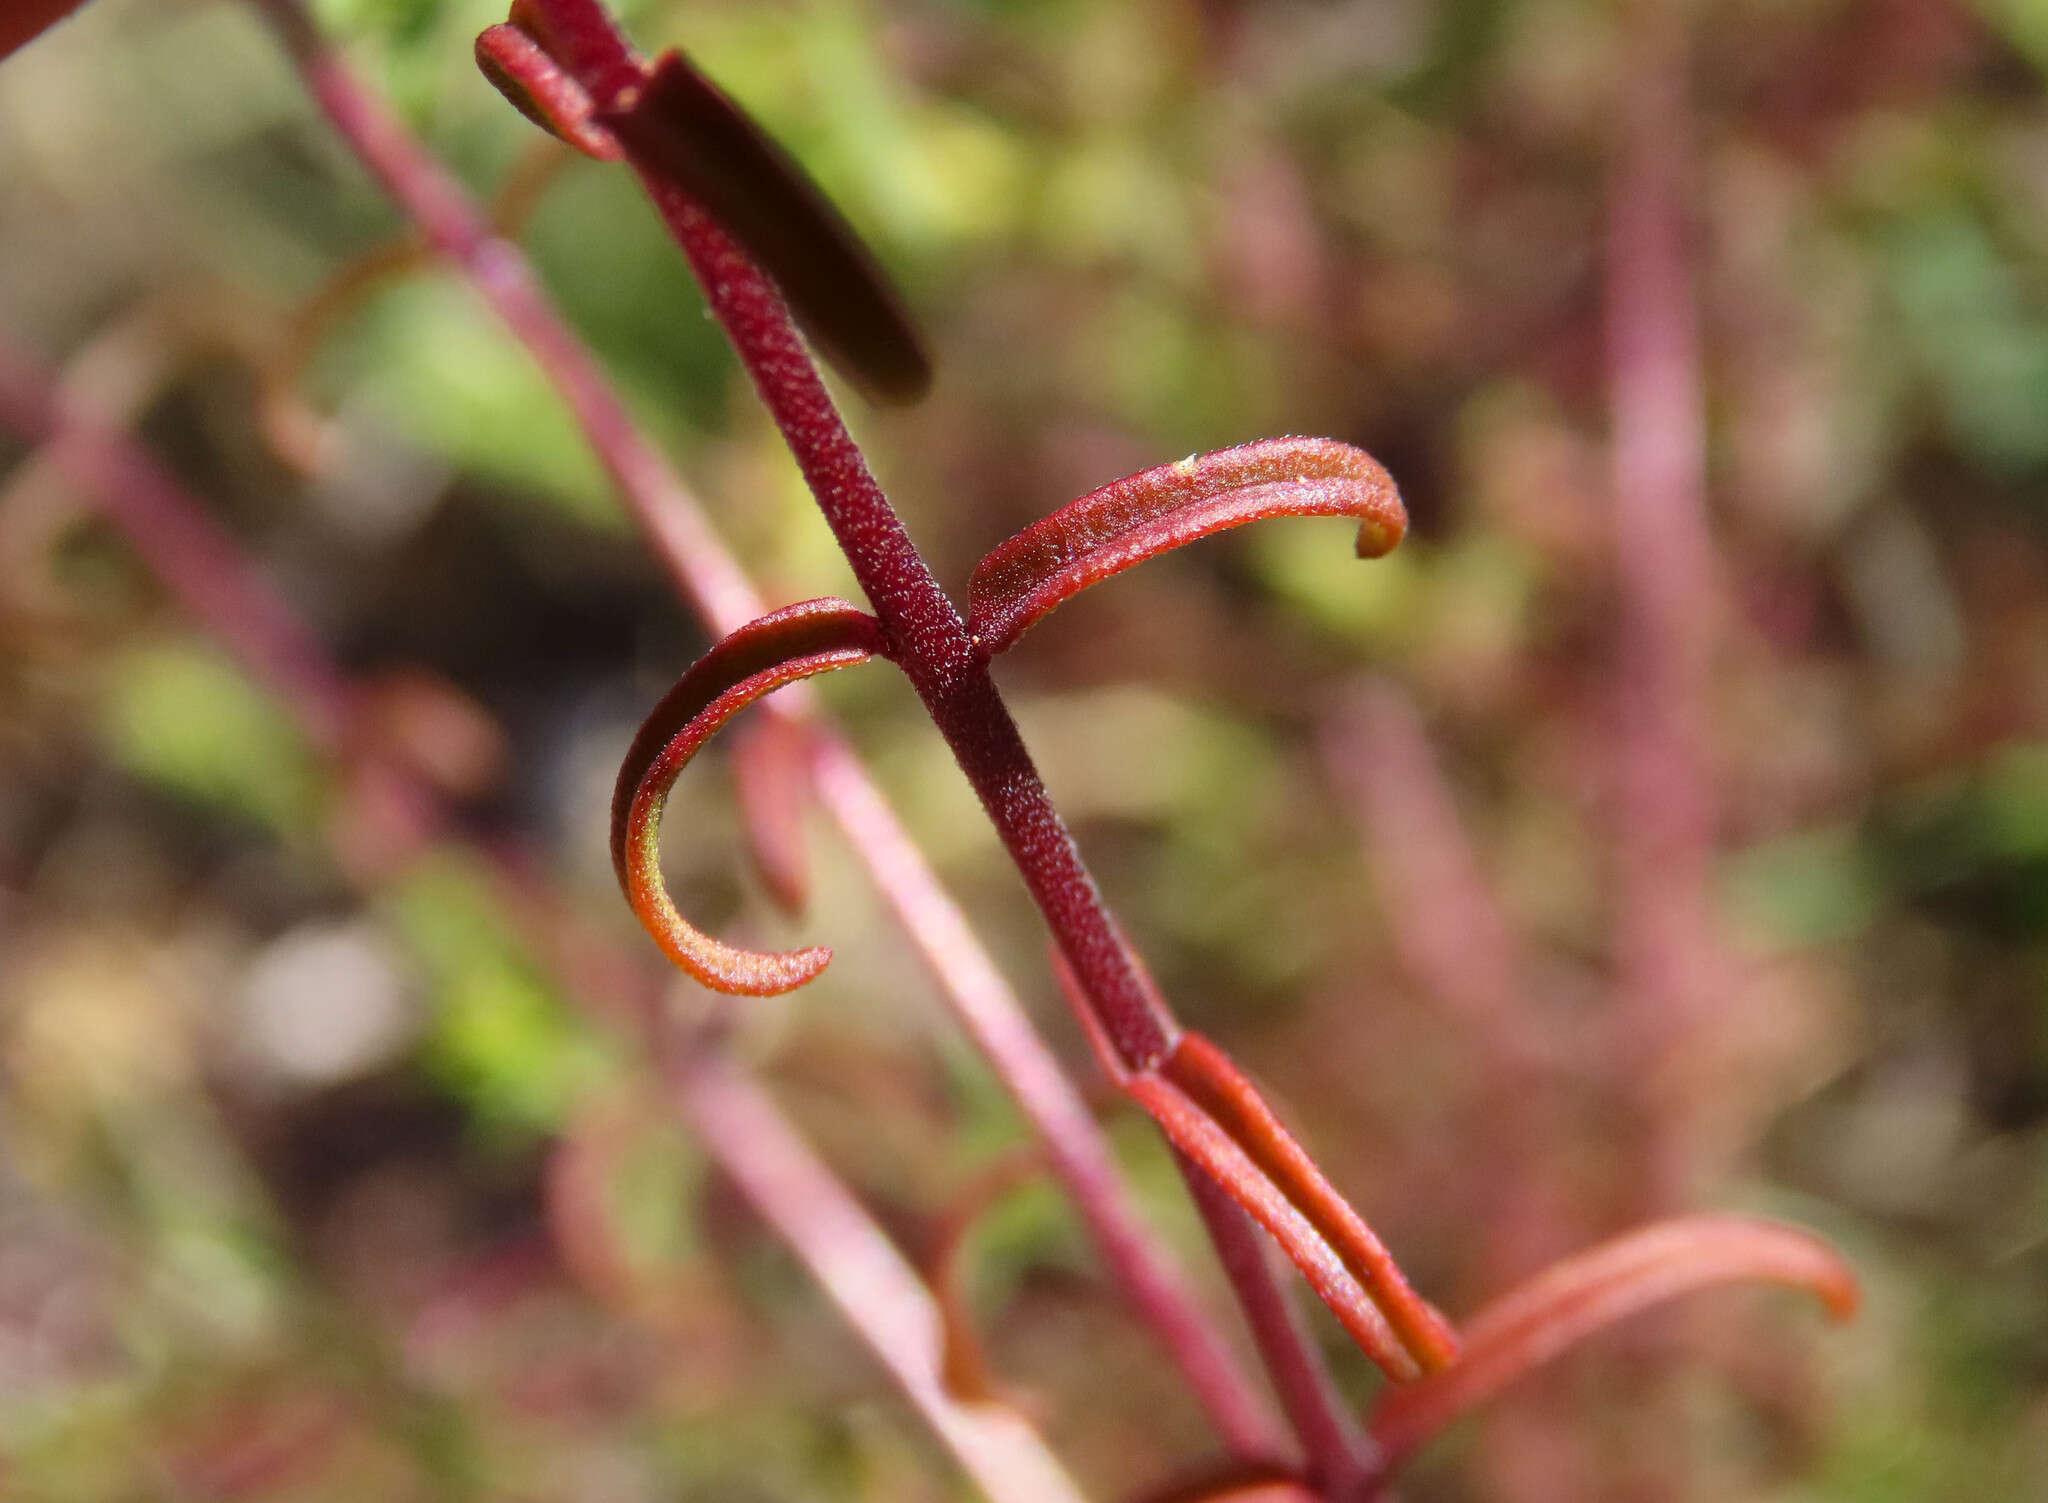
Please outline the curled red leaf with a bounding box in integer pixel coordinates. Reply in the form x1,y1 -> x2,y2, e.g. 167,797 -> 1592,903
1368,1215 -> 1861,1468
475,22 -> 623,161
596,50 -> 932,404
612,598 -> 886,994
967,438 -> 1406,657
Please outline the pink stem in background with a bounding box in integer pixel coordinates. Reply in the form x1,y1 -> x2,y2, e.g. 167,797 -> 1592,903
1599,6 -> 1721,1495
664,1039 -> 1090,1503
1325,683 -> 1588,1501
0,331 -> 1085,1503
246,0 -> 1281,1459
1321,682 -> 1547,1075
0,337 -> 353,753
1605,0 -> 1720,1211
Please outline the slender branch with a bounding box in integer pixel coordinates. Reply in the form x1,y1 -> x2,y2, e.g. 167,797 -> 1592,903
1180,1162 -> 1377,1500
1598,7 -> 1721,1493
0,337 -> 353,751
244,0 -> 1280,1455
1606,0 -> 1720,1212
0,328 -> 1083,1503
664,1036 -> 1090,1503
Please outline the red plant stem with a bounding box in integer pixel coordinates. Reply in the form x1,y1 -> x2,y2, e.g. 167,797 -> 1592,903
1606,0 -> 1719,1212
620,95 -> 1366,1472
525,0 -> 1369,1450
1180,1161 -> 1377,1500
807,738 -> 1285,1452
0,330 -> 1084,1503
648,182 -> 1175,1069
246,0 -> 1282,1457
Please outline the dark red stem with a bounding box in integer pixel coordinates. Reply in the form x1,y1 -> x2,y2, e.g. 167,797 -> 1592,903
642,175 -> 1177,1072
1181,1160 -> 1378,1498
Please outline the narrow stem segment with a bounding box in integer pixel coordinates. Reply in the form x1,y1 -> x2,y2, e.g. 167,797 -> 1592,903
665,1041 -> 1090,1503
1180,1160 -> 1378,1500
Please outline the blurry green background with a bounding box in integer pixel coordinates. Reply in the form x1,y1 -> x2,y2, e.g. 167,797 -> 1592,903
5,0 -> 2048,1497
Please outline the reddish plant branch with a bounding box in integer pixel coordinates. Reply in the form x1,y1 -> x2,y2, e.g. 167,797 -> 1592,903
246,0 -> 1280,1456
1606,0 -> 1721,1211
0,338 -> 353,751
663,1036 -> 1089,1503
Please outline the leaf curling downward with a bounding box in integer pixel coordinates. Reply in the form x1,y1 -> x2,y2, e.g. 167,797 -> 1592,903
612,598 -> 886,995
1368,1214 -> 1860,1470
967,437 -> 1405,658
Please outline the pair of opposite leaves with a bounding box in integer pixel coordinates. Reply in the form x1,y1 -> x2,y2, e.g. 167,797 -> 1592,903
481,2 -> 1463,1388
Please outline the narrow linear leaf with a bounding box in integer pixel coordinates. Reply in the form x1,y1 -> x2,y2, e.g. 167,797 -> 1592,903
612,598 -> 887,995
1368,1215 -> 1861,1468
968,438 -> 1406,657
1164,1033 -> 1458,1374
1050,945 -> 1443,1378
1124,1073 -> 1420,1382
476,22 -> 623,161
597,50 -> 932,404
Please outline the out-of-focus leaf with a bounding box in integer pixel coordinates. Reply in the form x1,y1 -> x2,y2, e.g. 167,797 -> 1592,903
1723,825 -> 1884,949
384,856 -> 610,1136
345,276 -> 618,526
1887,211 -> 2048,475
101,642 -> 319,832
